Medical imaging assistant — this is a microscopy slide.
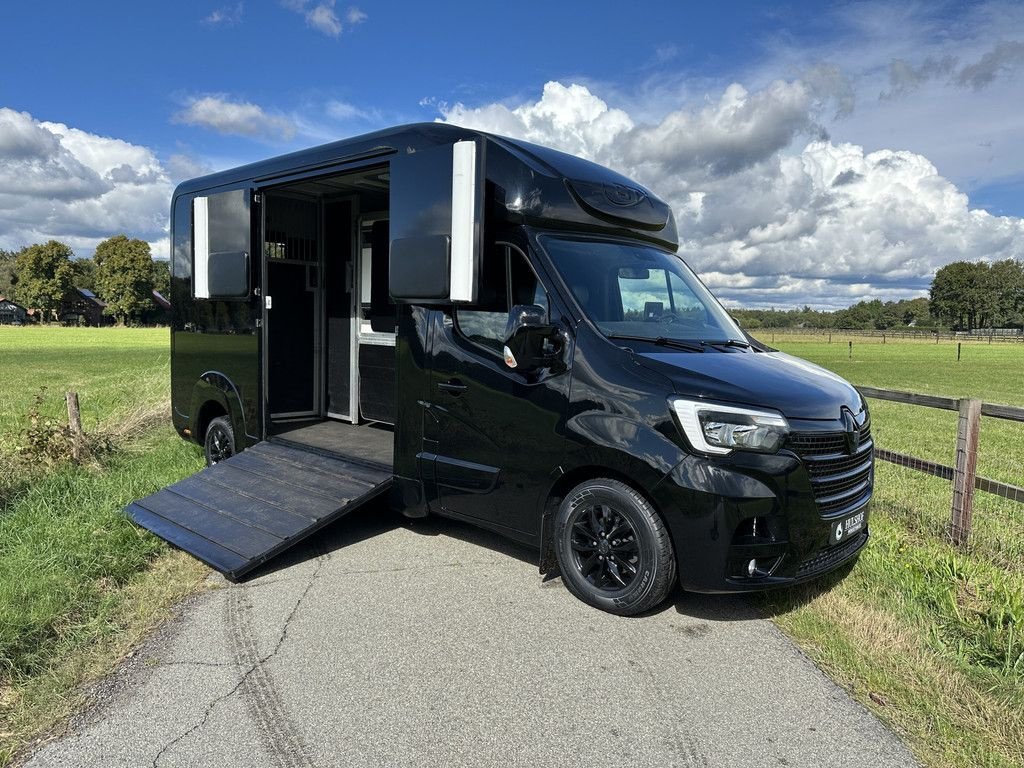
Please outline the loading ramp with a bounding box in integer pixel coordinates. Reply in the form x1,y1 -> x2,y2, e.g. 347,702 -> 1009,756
126,441 -> 393,579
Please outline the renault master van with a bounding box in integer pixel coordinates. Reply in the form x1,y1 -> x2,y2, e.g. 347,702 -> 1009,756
126,124 -> 873,615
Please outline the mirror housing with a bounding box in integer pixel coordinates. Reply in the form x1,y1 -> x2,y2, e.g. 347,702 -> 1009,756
502,304 -> 558,372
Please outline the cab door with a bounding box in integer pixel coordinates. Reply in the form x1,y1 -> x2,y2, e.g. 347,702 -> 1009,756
425,243 -> 572,538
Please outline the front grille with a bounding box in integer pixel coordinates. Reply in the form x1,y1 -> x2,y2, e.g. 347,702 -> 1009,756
795,531 -> 867,578
789,420 -> 874,517
787,420 -> 872,456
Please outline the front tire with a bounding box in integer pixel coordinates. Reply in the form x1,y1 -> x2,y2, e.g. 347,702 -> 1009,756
204,416 -> 235,466
554,478 -> 676,616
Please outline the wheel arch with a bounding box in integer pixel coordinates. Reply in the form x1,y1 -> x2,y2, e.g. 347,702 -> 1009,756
537,453 -> 678,576
188,371 -> 248,447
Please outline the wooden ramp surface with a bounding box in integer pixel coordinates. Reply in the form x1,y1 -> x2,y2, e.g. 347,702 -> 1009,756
126,441 -> 392,579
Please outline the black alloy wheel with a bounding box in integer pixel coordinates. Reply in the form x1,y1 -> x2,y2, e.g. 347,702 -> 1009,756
570,503 -> 641,591
204,416 -> 235,466
554,478 -> 676,616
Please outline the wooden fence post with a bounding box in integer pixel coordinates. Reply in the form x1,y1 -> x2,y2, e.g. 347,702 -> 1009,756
950,398 -> 982,547
66,391 -> 84,464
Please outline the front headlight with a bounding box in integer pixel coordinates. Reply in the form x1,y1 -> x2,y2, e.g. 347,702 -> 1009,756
669,397 -> 789,455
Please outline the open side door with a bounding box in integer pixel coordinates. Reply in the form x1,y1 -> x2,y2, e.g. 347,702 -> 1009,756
388,139 -> 485,304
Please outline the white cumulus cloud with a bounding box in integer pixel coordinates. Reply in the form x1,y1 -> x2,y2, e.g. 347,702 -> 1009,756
440,81 -> 1024,308
202,2 -> 244,26
305,2 -> 341,36
282,0 -> 363,37
175,95 -> 296,140
0,108 -> 175,259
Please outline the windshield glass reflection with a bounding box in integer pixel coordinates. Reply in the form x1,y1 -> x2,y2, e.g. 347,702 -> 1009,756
540,236 -> 744,346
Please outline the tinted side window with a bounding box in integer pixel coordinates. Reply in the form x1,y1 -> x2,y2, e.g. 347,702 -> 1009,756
455,245 -> 547,355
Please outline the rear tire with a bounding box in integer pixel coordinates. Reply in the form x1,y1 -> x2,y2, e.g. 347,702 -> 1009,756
554,478 -> 676,616
204,416 -> 235,466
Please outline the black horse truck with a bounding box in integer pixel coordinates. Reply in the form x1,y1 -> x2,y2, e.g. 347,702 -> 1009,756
127,123 -> 873,615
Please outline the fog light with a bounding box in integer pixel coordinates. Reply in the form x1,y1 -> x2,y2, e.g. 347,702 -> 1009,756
747,558 -> 771,578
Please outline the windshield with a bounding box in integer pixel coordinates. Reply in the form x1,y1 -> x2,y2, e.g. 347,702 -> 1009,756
539,236 -> 745,345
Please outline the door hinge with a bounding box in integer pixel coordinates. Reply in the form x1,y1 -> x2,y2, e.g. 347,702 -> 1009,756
265,295 -> 273,309
255,318 -> 263,328
254,286 -> 261,297
253,193 -> 262,204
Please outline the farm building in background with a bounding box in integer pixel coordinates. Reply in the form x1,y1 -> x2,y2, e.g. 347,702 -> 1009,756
141,289 -> 171,326
0,296 -> 27,324
59,288 -> 112,326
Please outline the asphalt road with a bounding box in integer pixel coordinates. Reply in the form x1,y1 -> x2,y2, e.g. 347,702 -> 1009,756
23,504 -> 917,768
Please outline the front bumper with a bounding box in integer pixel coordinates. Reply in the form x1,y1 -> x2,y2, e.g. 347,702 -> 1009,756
650,446 -> 872,594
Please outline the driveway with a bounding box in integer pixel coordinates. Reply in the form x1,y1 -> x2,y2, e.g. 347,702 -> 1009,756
23,503 -> 917,767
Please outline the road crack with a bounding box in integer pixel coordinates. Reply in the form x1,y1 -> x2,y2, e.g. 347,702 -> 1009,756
151,557 -> 325,767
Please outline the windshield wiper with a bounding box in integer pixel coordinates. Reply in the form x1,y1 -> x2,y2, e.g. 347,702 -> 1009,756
701,339 -> 751,350
607,334 -> 704,353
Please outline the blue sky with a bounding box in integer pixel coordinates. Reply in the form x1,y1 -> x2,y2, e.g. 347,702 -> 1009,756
2,1 -> 1023,308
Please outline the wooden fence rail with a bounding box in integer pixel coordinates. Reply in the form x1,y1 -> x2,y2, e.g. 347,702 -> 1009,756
856,385 -> 1024,547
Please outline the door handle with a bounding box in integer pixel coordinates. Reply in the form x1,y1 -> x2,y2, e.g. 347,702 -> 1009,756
437,379 -> 468,395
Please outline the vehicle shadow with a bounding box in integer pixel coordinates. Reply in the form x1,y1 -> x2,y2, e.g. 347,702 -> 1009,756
667,559 -> 857,623
243,504 -> 857,625
237,500 -> 403,581
398,508 -> 542,567
241,501 -> 539,581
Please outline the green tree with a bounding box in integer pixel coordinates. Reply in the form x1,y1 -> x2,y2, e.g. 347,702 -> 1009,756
94,235 -> 154,325
900,297 -> 931,327
989,259 -> 1024,327
931,261 -> 981,330
151,258 -> 170,296
0,248 -> 18,299
929,260 -> 1024,330
71,257 -> 96,292
14,241 -> 75,321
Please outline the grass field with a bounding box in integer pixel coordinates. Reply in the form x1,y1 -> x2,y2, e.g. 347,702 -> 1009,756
0,326 -> 170,437
0,326 -> 1021,766
760,330 -> 1024,404
763,332 -> 1024,768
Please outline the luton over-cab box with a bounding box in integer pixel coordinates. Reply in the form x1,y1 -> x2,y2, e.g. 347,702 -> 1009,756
126,123 -> 874,615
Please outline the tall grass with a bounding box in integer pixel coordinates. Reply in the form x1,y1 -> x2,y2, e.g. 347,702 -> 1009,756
0,328 -> 204,765
0,429 -> 203,676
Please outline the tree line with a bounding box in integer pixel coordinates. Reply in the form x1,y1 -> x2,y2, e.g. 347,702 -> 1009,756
732,259 -> 1023,331
0,237 -> 169,326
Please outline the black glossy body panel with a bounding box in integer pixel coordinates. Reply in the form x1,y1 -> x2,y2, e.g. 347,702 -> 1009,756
636,349 -> 864,420
423,303 -> 572,541
173,124 -> 678,250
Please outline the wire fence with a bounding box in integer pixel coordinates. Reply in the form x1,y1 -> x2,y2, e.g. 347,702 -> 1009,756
858,385 -> 1024,546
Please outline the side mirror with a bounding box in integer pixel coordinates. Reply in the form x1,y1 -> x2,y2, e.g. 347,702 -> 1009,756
502,304 -> 557,372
